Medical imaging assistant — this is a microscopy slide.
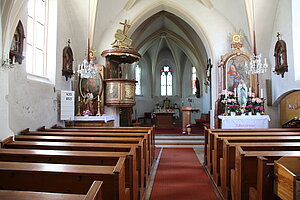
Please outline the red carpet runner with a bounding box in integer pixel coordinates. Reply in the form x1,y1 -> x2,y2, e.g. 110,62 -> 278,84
150,148 -> 218,200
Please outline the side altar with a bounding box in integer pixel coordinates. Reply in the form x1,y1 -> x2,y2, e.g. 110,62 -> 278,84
218,115 -> 270,129
65,115 -> 115,127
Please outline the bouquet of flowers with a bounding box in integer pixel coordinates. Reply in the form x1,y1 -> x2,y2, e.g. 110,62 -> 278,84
246,97 -> 264,114
227,104 -> 240,113
82,109 -> 92,116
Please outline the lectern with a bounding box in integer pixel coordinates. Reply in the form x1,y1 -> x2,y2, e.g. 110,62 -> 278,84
182,106 -> 199,130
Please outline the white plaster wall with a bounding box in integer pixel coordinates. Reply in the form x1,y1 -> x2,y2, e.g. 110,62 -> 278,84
267,0 -> 299,127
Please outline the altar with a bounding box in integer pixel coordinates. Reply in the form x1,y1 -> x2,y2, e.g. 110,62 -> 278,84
153,112 -> 174,129
218,115 -> 270,129
65,115 -> 115,127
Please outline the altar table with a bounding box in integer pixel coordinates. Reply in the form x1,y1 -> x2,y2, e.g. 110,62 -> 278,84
218,115 -> 270,129
153,112 -> 174,129
65,115 -> 115,127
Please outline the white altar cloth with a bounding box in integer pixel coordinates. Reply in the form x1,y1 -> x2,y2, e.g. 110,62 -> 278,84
74,115 -> 115,123
218,115 -> 270,129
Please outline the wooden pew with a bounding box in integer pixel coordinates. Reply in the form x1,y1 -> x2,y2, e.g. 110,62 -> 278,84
233,148 -> 300,200
207,132 -> 300,176
0,148 -> 137,200
39,126 -> 155,165
2,139 -> 145,198
220,142 -> 300,200
0,180 -> 103,200
0,159 -> 126,200
14,135 -> 149,180
204,127 -> 300,166
23,129 -> 153,170
207,132 -> 300,183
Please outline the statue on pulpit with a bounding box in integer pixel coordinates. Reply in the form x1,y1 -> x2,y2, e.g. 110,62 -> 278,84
83,89 -> 94,115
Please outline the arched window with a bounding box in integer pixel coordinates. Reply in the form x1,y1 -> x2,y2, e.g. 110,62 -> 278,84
192,66 -> 197,95
160,65 -> 172,96
26,0 -> 48,77
135,64 -> 141,95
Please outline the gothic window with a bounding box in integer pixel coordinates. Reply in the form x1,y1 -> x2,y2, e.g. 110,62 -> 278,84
160,65 -> 173,96
192,66 -> 197,95
26,0 -> 48,77
135,64 -> 141,95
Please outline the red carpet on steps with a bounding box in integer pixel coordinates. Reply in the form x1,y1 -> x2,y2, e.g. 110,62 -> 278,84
150,148 -> 218,200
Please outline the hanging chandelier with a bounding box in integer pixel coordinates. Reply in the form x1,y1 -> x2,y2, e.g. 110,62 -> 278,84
245,53 -> 268,74
77,0 -> 98,79
77,48 -> 98,79
245,0 -> 268,75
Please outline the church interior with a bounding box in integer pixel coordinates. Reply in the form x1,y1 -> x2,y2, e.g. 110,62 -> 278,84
1,0 -> 300,199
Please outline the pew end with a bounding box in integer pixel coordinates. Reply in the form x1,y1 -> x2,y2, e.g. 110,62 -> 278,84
84,181 -> 104,200
37,126 -> 46,131
274,156 -> 300,200
20,128 -> 30,134
0,136 -> 14,148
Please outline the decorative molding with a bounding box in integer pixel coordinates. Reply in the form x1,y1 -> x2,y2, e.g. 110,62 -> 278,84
124,0 -> 138,10
197,0 -> 213,9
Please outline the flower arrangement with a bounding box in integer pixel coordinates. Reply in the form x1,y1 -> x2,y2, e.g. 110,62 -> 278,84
227,104 -> 240,112
82,109 -> 92,116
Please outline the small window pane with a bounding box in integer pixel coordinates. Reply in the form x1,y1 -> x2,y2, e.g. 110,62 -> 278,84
161,86 -> 166,96
27,17 -> 34,45
36,0 -> 45,23
35,49 -> 44,76
26,44 -> 33,73
167,86 -> 172,96
28,0 -> 34,17
192,66 -> 197,94
135,65 -> 141,95
36,23 -> 44,50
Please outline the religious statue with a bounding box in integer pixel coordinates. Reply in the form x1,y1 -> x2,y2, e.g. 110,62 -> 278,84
83,89 -> 94,115
237,79 -> 248,106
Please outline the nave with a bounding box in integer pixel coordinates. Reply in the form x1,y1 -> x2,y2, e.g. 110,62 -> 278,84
2,124 -> 300,199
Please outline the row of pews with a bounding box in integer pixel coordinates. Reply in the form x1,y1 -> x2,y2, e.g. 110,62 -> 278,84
204,127 -> 300,200
0,125 -> 155,200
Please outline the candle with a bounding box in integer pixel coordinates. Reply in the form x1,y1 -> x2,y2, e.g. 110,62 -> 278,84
12,56 -> 15,64
224,89 -> 227,99
249,87 -> 252,94
264,58 -> 267,64
234,88 -> 237,97
78,96 -> 80,101
98,95 -> 100,101
260,88 -> 263,99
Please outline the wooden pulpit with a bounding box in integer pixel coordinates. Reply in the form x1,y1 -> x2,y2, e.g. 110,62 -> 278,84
182,106 -> 199,130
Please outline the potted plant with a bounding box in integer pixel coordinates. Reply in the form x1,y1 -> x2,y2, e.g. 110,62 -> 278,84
186,124 -> 192,134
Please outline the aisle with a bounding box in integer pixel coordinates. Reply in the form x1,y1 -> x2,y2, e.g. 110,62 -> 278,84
149,148 -> 218,200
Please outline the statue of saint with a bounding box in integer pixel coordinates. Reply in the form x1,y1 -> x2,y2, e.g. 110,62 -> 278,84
237,80 -> 248,106
84,89 -> 94,115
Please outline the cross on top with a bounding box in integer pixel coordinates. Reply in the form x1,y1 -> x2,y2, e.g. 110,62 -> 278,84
276,32 -> 281,40
120,19 -> 131,34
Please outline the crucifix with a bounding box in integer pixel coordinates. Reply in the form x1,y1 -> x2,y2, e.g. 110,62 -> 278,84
120,19 -> 131,35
